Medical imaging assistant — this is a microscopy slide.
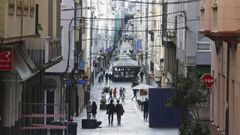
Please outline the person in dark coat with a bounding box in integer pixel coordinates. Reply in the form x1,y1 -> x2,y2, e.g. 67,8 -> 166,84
143,98 -> 149,121
115,100 -> 124,125
91,101 -> 97,119
106,99 -> 115,125
131,89 -> 138,101
140,71 -> 144,82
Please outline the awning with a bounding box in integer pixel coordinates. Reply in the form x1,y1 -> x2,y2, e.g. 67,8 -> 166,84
2,46 -> 39,82
132,83 -> 155,89
113,59 -> 138,67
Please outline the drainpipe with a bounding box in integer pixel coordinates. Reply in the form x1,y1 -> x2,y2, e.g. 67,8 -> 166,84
225,43 -> 230,135
21,0 -> 23,40
180,11 -> 187,76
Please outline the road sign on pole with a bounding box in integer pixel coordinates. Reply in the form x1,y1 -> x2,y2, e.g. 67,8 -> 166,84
201,74 -> 214,88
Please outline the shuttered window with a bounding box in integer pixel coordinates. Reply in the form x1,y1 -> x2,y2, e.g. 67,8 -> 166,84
23,0 -> 29,16
8,0 -> 15,15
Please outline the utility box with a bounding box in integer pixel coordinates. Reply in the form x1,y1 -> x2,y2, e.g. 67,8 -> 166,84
149,88 -> 185,128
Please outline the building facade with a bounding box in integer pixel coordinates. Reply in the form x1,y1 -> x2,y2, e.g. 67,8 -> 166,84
0,0 -> 62,135
200,0 -> 240,135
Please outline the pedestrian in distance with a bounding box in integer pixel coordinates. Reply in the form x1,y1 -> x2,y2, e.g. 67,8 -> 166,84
119,87 -> 123,99
140,71 -> 144,83
122,88 -> 126,102
113,88 -> 117,99
108,89 -> 113,101
105,73 -> 109,82
91,101 -> 97,119
106,99 -> 115,125
108,73 -> 112,80
86,101 -> 92,119
143,98 -> 149,121
115,99 -> 125,125
131,89 -> 138,101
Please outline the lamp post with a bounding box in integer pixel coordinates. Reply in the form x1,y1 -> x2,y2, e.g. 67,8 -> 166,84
62,1 -> 95,118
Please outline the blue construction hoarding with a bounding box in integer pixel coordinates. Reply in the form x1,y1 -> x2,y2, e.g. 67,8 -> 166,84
149,88 -> 185,128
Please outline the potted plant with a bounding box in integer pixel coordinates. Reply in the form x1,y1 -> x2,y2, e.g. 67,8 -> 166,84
100,94 -> 107,110
102,86 -> 110,93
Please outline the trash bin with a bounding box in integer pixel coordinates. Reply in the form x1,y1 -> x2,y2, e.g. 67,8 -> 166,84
68,121 -> 78,135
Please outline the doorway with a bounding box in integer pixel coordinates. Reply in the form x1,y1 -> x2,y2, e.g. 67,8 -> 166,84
46,90 -> 54,124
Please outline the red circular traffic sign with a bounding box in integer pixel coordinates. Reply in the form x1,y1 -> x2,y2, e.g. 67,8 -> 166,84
201,74 -> 214,88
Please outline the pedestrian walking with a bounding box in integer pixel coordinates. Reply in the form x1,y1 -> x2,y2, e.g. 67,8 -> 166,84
143,98 -> 149,121
86,101 -> 92,119
108,73 -> 112,80
115,100 -> 125,125
91,101 -> 97,119
122,88 -> 126,102
140,71 -> 144,83
105,73 -> 109,82
108,89 -> 113,101
113,88 -> 117,99
106,99 -> 115,125
119,87 -> 123,99
131,89 -> 138,101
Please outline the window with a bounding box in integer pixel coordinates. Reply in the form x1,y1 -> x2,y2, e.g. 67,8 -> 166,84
212,0 -> 218,8
23,0 -> 29,16
197,42 -> 210,51
30,0 -> 34,17
8,0 -> 15,15
80,17 -> 86,34
16,0 -> 22,16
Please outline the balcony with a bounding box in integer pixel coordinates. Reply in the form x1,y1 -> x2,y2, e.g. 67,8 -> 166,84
200,0 -> 240,42
25,37 -> 62,69
162,31 -> 177,47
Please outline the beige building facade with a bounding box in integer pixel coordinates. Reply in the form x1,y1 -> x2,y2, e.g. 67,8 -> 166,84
0,0 -> 62,135
200,0 -> 240,135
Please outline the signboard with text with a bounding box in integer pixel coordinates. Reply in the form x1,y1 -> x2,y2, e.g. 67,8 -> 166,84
0,49 -> 13,71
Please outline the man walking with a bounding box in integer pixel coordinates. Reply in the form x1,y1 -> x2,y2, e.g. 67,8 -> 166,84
131,89 -> 138,101
106,99 -> 115,125
143,98 -> 149,121
115,100 -> 124,125
140,71 -> 144,82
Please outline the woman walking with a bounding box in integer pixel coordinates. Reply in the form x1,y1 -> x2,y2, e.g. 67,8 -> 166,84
91,101 -> 97,119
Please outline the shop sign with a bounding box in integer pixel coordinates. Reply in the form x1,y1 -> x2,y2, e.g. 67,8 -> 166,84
77,80 -> 88,84
0,49 -> 13,71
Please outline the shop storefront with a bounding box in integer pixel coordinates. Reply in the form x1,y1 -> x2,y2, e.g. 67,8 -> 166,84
0,45 -> 40,135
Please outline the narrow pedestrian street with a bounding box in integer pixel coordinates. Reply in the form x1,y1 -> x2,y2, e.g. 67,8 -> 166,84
75,74 -> 179,135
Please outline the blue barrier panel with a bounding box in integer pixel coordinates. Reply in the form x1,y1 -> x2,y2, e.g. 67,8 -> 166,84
149,88 -> 185,128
